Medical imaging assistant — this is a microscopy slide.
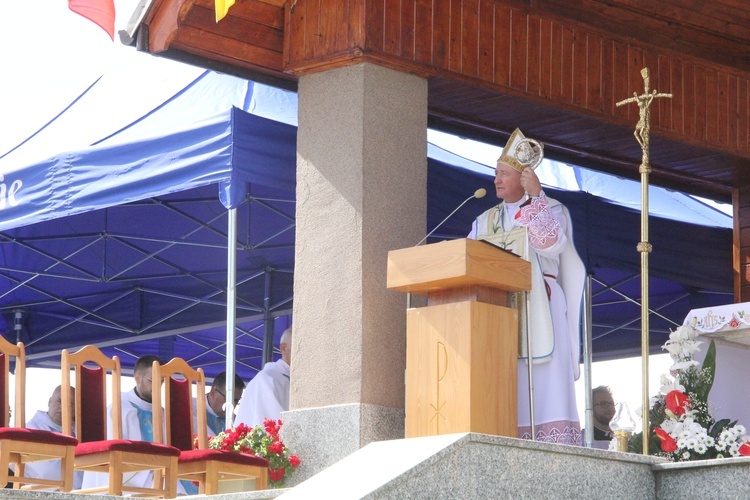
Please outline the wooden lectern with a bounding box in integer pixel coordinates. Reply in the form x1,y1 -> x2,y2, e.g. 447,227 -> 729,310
387,238 -> 531,438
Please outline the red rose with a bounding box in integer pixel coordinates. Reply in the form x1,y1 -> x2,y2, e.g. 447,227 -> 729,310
655,428 -> 678,453
288,454 -> 301,467
268,467 -> 285,482
739,442 -> 750,456
665,390 -> 689,416
730,317 -> 740,328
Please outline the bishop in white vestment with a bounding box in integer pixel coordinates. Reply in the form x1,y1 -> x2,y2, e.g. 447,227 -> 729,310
469,128 -> 585,444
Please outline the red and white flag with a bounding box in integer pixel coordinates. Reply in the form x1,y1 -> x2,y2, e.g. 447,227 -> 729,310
68,0 -> 116,40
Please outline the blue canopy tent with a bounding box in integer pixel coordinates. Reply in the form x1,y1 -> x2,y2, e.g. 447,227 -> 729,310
0,107 -> 297,384
0,101 -> 733,383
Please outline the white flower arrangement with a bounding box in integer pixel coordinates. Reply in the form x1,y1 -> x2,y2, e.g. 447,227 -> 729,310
629,324 -> 750,460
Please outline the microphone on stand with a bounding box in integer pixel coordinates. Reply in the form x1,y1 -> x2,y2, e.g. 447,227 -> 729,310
407,187 -> 487,310
415,188 -> 487,246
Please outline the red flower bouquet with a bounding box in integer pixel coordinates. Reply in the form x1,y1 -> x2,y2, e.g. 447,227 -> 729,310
205,419 -> 301,487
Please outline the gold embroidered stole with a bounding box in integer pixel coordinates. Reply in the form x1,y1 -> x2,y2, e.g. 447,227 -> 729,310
477,204 -> 555,361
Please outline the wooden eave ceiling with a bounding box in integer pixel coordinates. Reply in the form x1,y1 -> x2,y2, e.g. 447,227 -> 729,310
141,0 -> 750,201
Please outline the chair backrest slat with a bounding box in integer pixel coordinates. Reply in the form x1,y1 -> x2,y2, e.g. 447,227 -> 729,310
152,358 -> 208,452
0,351 -> 7,428
0,336 -> 26,428
61,345 -> 122,440
169,377 -> 193,451
79,364 -> 106,442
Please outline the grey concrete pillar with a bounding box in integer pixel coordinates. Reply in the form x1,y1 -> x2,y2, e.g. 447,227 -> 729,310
283,62 -> 427,483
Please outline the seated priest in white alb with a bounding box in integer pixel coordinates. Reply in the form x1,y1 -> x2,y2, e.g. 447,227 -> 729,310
235,327 -> 292,428
197,371 -> 245,436
24,386 -> 84,489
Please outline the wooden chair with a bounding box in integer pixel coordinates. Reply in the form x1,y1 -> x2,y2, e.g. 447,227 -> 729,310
61,345 -> 180,497
152,358 -> 269,495
0,336 -> 78,491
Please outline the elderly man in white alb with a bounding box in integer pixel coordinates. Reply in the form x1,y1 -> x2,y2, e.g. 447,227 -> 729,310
24,385 -> 83,489
468,128 -> 585,445
81,354 -> 165,492
235,327 -> 291,428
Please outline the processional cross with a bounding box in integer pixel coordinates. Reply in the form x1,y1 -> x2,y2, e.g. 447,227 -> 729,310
616,67 -> 672,455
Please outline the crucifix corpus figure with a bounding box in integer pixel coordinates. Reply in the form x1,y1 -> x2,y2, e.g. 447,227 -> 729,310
616,68 -> 673,168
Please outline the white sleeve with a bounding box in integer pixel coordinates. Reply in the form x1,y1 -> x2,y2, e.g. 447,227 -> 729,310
514,191 -> 562,251
467,218 -> 478,239
235,371 -> 286,428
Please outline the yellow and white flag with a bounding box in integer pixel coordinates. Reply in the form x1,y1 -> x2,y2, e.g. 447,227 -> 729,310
215,0 -> 235,22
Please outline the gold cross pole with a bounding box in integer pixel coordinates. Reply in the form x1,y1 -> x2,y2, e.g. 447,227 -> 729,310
616,67 -> 672,455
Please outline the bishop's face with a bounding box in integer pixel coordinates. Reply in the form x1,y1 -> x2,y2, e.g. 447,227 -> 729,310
494,162 -> 524,203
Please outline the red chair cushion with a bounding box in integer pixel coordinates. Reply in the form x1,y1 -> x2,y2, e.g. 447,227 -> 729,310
0,427 -> 78,446
76,439 -> 180,457
179,449 -> 269,467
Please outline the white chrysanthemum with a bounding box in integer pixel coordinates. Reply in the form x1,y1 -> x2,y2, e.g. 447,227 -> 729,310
682,451 -> 691,460
678,427 -> 693,440
695,443 -> 707,454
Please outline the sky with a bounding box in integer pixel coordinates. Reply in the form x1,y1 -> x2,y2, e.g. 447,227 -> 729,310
0,1 -> 136,154
0,0 -> 710,434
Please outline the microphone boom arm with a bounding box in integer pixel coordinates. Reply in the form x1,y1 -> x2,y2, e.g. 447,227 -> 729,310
416,188 -> 486,246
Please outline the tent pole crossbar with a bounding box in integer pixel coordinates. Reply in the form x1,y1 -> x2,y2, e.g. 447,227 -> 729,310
27,290 -> 140,346
248,197 -> 295,223
108,235 -> 228,294
23,308 -> 135,332
0,237 -> 104,301
590,274 -> 640,297
1,272 -> 135,340
136,288 -> 230,334
270,295 -> 293,310
109,234 -> 230,250
157,198 -> 230,241
138,287 -> 262,312
248,224 -> 295,251
0,267 -> 103,283
593,283 -> 691,330
0,231 -> 103,243
591,290 -> 693,341
0,233 -> 102,281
